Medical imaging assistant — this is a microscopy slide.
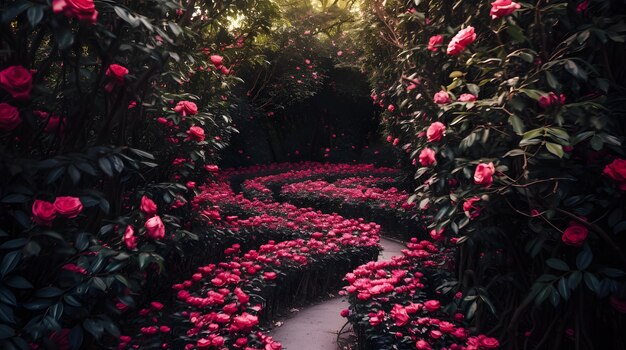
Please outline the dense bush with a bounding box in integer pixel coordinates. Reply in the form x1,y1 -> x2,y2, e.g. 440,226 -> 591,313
350,0 -> 626,348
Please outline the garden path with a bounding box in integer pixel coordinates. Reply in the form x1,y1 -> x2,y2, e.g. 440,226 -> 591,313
270,237 -> 405,350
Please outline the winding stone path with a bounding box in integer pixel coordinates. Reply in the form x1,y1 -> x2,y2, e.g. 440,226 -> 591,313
270,237 -> 405,350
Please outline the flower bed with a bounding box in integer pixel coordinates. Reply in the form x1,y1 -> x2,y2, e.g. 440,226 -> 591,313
342,239 -> 499,350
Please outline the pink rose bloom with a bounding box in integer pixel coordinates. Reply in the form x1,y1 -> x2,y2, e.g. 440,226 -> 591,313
458,93 -> 477,102
433,90 -> 451,104
106,64 -> 128,84
0,103 -> 21,131
474,162 -> 495,187
0,65 -> 33,100
424,300 -> 441,312
145,215 -> 165,240
32,200 -> 57,226
210,55 -> 224,68
418,148 -> 436,166
603,158 -> 626,190
427,35 -> 443,52
490,0 -> 521,19
390,304 -> 409,326
562,223 -> 588,246
53,196 -> 83,218
173,101 -> 198,116
463,197 -> 482,219
140,195 -> 157,216
52,0 -> 98,24
124,225 -> 137,250
447,26 -> 476,55
426,122 -> 446,142
187,126 -> 205,142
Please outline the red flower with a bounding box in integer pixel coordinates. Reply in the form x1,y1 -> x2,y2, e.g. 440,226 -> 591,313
32,200 -> 57,226
490,0 -> 521,19
424,300 -> 440,312
576,0 -> 590,14
474,162 -> 495,187
173,101 -> 198,116
124,225 -> 137,250
426,122 -> 446,142
140,195 -> 157,216
479,335 -> 500,348
603,159 -> 626,191
145,215 -> 165,240
230,312 -> 259,331
610,295 -> 626,313
0,103 -> 21,131
0,66 -> 33,100
52,0 -> 98,24
433,91 -> 451,104
418,148 -> 436,166
538,92 -> 565,109
390,304 -> 409,326
62,263 -> 87,275
205,164 -> 219,173
210,55 -> 224,68
387,104 -> 395,112
53,196 -> 83,218
447,26 -> 476,55
561,222 -> 588,246
187,126 -> 205,142
458,93 -> 477,102
106,64 -> 129,84
263,271 -> 277,280
427,35 -> 443,52
340,309 -> 350,317
416,340 -> 432,350
463,197 -> 481,219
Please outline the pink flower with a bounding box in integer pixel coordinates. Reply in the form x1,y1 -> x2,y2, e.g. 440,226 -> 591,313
387,104 -> 395,112
576,0 -> 590,14
427,35 -> 443,52
210,55 -> 224,68
603,159 -> 626,190
106,64 -> 128,84
390,304 -> 410,326
426,122 -> 446,142
490,0 -> 521,19
424,300 -> 440,312
433,91 -> 451,104
32,200 -> 57,226
0,65 -> 33,100
187,126 -> 205,142
610,295 -> 626,313
474,162 -> 495,187
205,164 -> 219,173
447,26 -> 476,55
140,196 -> 157,216
145,215 -> 165,240
458,93 -> 477,102
173,101 -> 198,116
418,148 -> 436,166
53,196 -> 83,218
0,103 -> 21,131
123,225 -> 137,250
538,92 -> 565,109
52,0 -> 98,24
62,263 -> 87,275
463,197 -> 482,219
340,309 -> 350,317
562,222 -> 588,246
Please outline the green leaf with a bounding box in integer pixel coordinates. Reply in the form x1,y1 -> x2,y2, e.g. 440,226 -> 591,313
576,249 -> 592,270
508,115 -> 525,135
0,251 -> 21,278
557,278 -> 570,300
583,272 -> 600,294
1,1 -> 32,23
546,258 -> 569,271
569,271 -> 582,289
545,71 -> 562,90
545,142 -> 564,158
26,5 -> 44,28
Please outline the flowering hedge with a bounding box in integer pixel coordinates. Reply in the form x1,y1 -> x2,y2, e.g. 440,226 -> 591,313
350,0 -> 626,347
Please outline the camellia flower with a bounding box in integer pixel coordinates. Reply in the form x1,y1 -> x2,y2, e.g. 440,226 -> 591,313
205,164 -> 219,173
490,0 -> 521,19
458,93 -> 477,102
187,126 -> 205,142
32,200 -> 57,226
538,92 -> 565,109
610,295 -> 626,313
418,148 -> 436,166
0,65 -> 33,100
210,55 -> 224,68
106,64 -> 129,84
424,300 -> 441,312
53,196 -> 83,218
474,162 -> 495,187
427,35 -> 443,52
433,90 -> 451,104
123,225 -> 137,250
603,158 -> 626,190
387,104 -> 395,112
0,103 -> 21,131
562,222 -> 588,246
390,304 -> 410,326
52,0 -> 99,24
463,197 -> 482,219
145,215 -> 165,240
173,101 -> 198,116
576,0 -> 590,14
426,122 -> 446,142
140,195 -> 157,216
447,26 -> 476,55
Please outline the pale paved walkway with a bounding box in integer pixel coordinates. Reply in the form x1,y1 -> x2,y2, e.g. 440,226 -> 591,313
270,237 -> 405,350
